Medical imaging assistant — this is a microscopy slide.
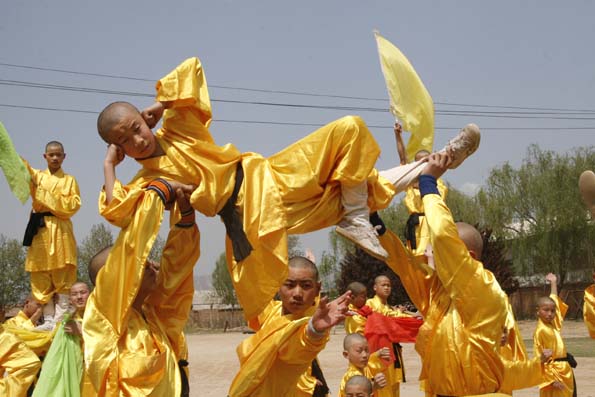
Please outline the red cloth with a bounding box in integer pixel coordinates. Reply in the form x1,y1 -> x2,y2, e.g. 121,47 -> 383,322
356,305 -> 373,318
364,313 -> 423,363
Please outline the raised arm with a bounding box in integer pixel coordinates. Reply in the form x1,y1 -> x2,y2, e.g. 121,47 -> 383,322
394,123 -> 407,165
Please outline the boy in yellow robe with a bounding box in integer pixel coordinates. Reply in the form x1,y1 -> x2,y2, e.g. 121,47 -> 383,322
82,180 -> 199,397
339,333 -> 390,397
96,56 -> 480,324
3,294 -> 42,330
228,256 -> 351,397
345,281 -> 370,335
0,325 -> 41,397
345,375 -> 374,397
393,123 -> 448,256
373,152 -> 509,396
533,273 -> 575,397
578,171 -> 595,338
365,275 -> 414,396
22,141 -> 81,330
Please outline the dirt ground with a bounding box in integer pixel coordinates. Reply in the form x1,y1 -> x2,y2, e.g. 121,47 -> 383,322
188,320 -> 595,397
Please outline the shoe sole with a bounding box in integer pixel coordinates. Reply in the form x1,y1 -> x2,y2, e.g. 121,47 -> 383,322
335,226 -> 388,261
447,124 -> 481,169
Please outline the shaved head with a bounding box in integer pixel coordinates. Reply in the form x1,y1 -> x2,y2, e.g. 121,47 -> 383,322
456,222 -> 483,260
343,333 -> 367,350
346,281 -> 366,296
97,101 -> 140,143
345,375 -> 373,394
45,140 -> 64,152
374,275 -> 390,285
70,281 -> 90,292
288,256 -> 319,281
537,296 -> 556,308
88,246 -> 112,286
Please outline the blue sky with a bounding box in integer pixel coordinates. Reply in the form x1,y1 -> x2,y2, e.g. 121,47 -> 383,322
1,1 -> 594,279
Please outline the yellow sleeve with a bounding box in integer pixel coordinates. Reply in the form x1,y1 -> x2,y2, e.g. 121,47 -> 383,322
277,323 -> 329,365
423,193 -> 507,334
379,230 -> 434,315
550,294 -> 568,331
499,356 -> 543,394
157,57 -> 214,141
584,285 -> 595,338
145,222 -> 200,358
0,330 -> 41,396
367,351 -> 388,375
344,311 -> 366,335
367,296 -> 411,318
35,173 -> 80,219
83,191 -> 164,391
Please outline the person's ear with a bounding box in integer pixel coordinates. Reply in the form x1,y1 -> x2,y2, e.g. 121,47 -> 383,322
63,153 -> 67,160
342,350 -> 349,359
468,250 -> 478,260
43,153 -> 48,160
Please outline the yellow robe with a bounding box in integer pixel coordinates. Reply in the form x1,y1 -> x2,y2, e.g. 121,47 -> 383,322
378,193 -> 508,396
4,310 -> 36,330
339,352 -> 388,397
344,303 -> 367,335
403,179 -> 447,256
584,284 -> 595,338
533,295 -> 574,397
83,192 -> 200,397
24,164 -> 80,272
99,56 -> 395,323
228,300 -> 329,397
0,326 -> 41,396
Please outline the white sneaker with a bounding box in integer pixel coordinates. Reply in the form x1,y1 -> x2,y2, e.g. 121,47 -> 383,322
336,218 -> 388,260
443,123 -> 481,169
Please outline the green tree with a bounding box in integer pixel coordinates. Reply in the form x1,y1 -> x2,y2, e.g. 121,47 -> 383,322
211,252 -> 237,307
0,235 -> 29,318
288,235 -> 302,257
77,223 -> 114,285
478,145 -> 595,284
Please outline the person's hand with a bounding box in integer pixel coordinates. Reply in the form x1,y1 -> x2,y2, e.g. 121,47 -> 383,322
394,122 -> 402,135
64,320 -> 82,336
104,144 -> 125,167
166,181 -> 195,211
541,349 -> 553,364
545,273 -> 557,285
552,381 -> 565,390
30,307 -> 42,325
310,291 -> 352,336
412,311 -> 424,320
376,347 -> 391,361
141,102 -> 165,129
421,152 -> 451,179
373,373 -> 387,389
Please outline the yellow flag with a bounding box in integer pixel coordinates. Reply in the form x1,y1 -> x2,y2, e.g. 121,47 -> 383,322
375,31 -> 434,162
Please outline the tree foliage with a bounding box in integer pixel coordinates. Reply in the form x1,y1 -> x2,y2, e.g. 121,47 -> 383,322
77,223 -> 114,285
211,252 -> 237,307
478,145 -> 595,283
0,235 -> 29,316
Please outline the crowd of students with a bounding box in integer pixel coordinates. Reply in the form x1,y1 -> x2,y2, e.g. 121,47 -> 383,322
1,56 -> 594,397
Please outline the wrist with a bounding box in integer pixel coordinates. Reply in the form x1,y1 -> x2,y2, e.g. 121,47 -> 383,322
307,318 -> 326,339
419,175 -> 439,197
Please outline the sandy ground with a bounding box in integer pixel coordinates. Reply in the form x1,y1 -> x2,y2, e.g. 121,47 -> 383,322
188,320 -> 595,397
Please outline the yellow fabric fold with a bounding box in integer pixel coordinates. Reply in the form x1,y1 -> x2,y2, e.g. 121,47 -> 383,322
374,31 -> 434,161
584,284 -> 595,338
0,326 -> 41,396
84,191 -> 200,396
344,303 -> 367,335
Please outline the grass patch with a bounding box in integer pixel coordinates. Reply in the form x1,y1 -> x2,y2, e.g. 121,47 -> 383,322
524,338 -> 595,358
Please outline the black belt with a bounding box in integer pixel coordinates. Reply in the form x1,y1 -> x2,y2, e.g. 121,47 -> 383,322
178,359 -> 189,397
392,342 -> 405,382
554,352 -> 577,368
311,358 -> 329,397
23,211 -> 53,246
405,212 -> 424,250
217,163 -> 253,262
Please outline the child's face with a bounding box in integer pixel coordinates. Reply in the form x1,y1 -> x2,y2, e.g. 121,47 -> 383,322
105,109 -> 158,159
43,144 -> 65,173
344,340 -> 370,369
23,299 -> 41,318
351,291 -> 367,309
537,302 -> 556,324
345,385 -> 371,397
69,283 -> 90,311
373,277 -> 391,300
